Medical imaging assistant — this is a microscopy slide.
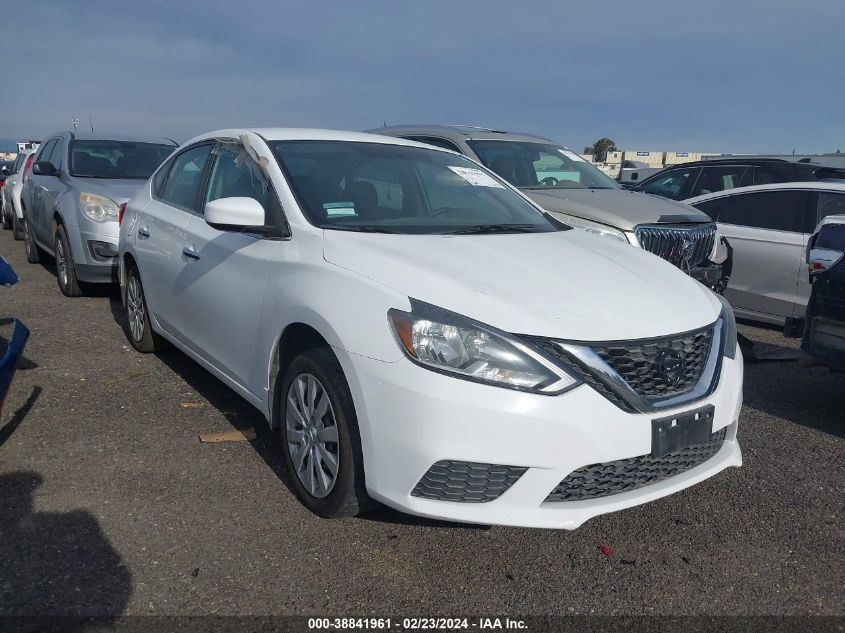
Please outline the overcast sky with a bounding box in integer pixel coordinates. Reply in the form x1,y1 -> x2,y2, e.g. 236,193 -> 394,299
1,1 -> 843,153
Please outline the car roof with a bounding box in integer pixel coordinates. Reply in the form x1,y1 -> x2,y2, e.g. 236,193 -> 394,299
370,124 -> 557,145
183,127 -> 468,151
685,181 -> 845,204
41,131 -> 177,145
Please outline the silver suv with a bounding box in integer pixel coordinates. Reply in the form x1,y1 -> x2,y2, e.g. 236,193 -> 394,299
21,132 -> 175,296
373,125 -> 728,289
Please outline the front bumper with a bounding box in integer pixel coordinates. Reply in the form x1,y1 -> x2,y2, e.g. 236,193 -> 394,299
337,348 -> 743,529
69,224 -> 119,284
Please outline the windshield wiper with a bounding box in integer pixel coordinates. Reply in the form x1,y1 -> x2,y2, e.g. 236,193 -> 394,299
319,224 -> 399,234
443,223 -> 539,235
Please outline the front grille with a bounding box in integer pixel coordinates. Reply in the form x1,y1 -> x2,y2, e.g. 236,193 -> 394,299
591,325 -> 714,399
545,428 -> 726,502
636,223 -> 717,269
411,460 -> 527,503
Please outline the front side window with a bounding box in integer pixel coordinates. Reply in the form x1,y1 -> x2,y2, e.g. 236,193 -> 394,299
159,144 -> 213,211
46,139 -> 65,170
35,140 -> 56,168
710,190 -> 809,232
689,165 -> 750,198
468,140 -> 618,190
70,140 -> 174,180
640,167 -> 700,200
270,140 -> 561,234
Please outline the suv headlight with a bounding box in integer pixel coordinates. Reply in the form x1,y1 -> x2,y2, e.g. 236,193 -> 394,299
715,293 -> 738,359
550,212 -> 628,243
80,192 -> 119,222
388,300 -> 581,394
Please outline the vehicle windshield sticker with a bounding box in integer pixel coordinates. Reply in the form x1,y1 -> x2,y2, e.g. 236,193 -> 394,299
447,166 -> 505,188
559,149 -> 586,163
324,201 -> 357,217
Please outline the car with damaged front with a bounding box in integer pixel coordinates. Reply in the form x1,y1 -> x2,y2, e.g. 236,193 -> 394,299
118,128 -> 743,529
373,125 -> 730,292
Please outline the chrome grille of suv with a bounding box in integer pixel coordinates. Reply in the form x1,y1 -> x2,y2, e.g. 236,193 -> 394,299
635,224 -> 717,269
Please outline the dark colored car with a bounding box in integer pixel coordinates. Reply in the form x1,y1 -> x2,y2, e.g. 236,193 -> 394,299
0,255 -> 30,417
802,215 -> 845,370
629,158 -> 845,201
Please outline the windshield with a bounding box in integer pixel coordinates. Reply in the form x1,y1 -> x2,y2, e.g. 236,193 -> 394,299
269,140 -> 563,234
467,140 -> 620,191
70,140 -> 175,179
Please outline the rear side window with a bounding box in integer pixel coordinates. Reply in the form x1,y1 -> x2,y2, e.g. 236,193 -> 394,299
159,144 -> 213,211
816,223 -> 845,250
689,165 -> 749,198
704,190 -> 809,232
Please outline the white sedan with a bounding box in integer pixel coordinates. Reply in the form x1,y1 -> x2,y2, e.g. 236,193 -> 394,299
118,128 -> 743,528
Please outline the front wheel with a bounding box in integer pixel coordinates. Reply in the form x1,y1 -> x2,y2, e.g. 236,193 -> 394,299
1,203 -> 11,230
278,348 -> 374,518
54,225 -> 83,296
124,266 -> 166,353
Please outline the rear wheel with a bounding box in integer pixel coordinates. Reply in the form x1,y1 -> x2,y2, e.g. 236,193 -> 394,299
125,265 -> 166,353
278,347 -> 374,518
23,218 -> 41,264
55,225 -> 84,297
12,212 -> 24,241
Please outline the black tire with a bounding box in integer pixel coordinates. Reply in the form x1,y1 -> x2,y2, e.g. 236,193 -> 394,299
12,212 -> 24,241
124,265 -> 167,353
23,217 -> 41,264
54,224 -> 84,297
1,204 -> 11,230
277,347 -> 374,518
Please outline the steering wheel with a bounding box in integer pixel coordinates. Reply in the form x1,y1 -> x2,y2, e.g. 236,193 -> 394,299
539,176 -> 559,186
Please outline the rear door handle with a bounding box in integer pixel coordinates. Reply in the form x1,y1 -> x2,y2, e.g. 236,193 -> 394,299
138,227 -> 150,238
182,246 -> 200,260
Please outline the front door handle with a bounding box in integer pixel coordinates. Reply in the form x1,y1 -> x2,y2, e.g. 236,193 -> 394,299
138,226 -> 150,238
182,246 -> 200,260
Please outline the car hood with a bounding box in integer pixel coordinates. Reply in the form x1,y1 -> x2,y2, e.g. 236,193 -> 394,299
323,229 -> 721,341
72,178 -> 146,204
522,188 -> 711,230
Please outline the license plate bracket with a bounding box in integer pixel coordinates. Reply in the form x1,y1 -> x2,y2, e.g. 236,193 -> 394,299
651,405 -> 714,458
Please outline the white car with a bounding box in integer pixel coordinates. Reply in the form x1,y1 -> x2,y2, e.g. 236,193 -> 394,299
1,148 -> 37,240
118,128 -> 743,529
686,182 -> 845,325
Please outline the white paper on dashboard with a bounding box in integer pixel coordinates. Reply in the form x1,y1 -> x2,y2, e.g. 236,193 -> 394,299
447,166 -> 506,188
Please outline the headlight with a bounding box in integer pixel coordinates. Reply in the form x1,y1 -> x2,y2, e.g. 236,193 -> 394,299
715,293 -> 738,359
388,300 -> 580,394
80,192 -> 119,222
550,212 -> 628,243
710,229 -> 729,264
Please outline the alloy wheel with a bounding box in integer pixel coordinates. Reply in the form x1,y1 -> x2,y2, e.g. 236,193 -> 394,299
56,236 -> 68,288
126,276 -> 146,342
285,373 -> 340,498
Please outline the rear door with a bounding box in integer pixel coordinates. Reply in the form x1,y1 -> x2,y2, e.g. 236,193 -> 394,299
174,140 -> 283,393
134,142 -> 214,336
694,189 -> 810,319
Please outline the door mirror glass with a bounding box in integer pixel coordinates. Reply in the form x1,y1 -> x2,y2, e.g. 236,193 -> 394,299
204,197 -> 265,228
33,161 -> 58,177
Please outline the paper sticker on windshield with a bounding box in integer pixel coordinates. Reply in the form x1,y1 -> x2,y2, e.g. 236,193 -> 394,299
447,166 -> 505,188
324,201 -> 357,217
559,149 -> 586,163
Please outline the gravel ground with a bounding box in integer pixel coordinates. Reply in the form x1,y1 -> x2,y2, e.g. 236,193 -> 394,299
0,226 -> 842,618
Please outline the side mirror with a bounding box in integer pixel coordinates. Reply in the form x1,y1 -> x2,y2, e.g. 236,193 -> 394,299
33,161 -> 58,177
204,197 -> 266,229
